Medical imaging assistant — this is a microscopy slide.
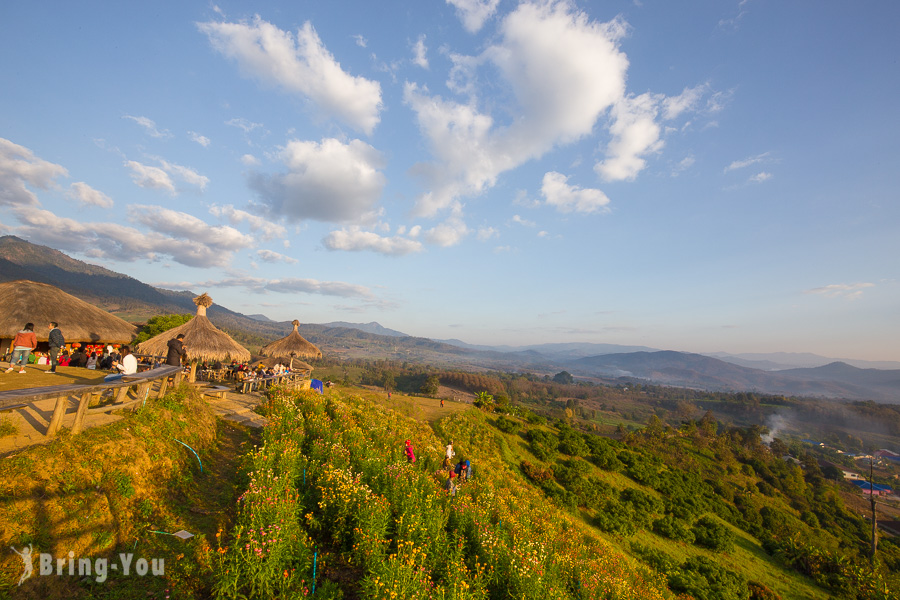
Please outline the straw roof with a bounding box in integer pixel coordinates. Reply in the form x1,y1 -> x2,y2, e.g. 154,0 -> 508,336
136,293 -> 250,362
259,320 -> 322,359
0,280 -> 137,343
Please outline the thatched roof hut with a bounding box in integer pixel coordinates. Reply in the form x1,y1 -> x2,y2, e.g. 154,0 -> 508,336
136,293 -> 250,364
259,320 -> 322,360
0,280 -> 137,353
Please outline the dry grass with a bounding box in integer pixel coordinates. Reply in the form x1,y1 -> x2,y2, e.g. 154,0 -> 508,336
0,364 -> 110,392
0,384 -> 256,599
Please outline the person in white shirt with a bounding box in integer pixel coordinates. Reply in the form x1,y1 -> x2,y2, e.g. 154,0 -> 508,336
105,345 -> 137,381
115,346 -> 138,375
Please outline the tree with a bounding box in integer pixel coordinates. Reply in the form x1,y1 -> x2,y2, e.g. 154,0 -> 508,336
134,314 -> 193,344
552,371 -> 574,384
420,374 -> 440,395
382,371 -> 396,392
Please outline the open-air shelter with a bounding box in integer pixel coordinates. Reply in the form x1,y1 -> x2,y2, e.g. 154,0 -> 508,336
0,280 -> 137,357
258,319 -> 322,369
136,293 -> 250,382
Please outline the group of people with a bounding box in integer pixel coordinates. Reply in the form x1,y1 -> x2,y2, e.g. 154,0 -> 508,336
400,438 -> 472,497
3,321 -> 140,377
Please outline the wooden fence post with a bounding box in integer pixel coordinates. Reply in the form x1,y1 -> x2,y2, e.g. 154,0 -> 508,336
70,391 -> 93,435
46,395 -> 69,437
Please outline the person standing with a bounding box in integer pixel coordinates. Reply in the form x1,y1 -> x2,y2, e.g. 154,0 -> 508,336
166,334 -> 187,366
48,322 -> 64,373
404,439 -> 416,463
6,323 -> 37,374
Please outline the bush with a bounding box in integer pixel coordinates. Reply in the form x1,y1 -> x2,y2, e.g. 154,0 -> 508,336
692,515 -> 736,552
527,428 -> 558,462
652,514 -> 695,543
594,498 -> 638,536
493,416 -> 520,434
668,556 -> 749,600
630,542 -> 678,573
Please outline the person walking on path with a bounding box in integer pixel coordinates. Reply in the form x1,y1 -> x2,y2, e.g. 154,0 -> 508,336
47,322 -> 64,373
404,439 -> 416,463
166,334 -> 187,366
5,323 -> 37,374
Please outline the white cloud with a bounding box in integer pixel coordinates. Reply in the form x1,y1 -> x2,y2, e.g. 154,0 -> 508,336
424,217 -> 469,246
249,137 -> 386,223
125,158 -> 209,192
188,131 -> 211,147
725,151 -> 770,173
662,84 -> 707,120
748,171 -> 772,183
257,249 -> 298,263
477,226 -> 498,241
541,171 -> 610,213
595,93 -> 663,182
226,117 -> 264,133
412,35 -> 428,69
322,226 -> 424,256
446,0 -> 500,33
68,182 -> 113,208
0,138 -> 68,206
353,34 -> 367,48
125,160 -> 175,193
12,205 -> 244,268
804,283 -> 874,300
184,275 -> 375,299
209,204 -> 287,239
199,16 -> 383,134
127,204 -> 254,251
406,2 -> 634,216
511,214 -> 535,227
123,115 -> 172,139
241,154 -> 261,166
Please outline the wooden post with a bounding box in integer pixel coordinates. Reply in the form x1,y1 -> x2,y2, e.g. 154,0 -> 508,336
137,383 -> 152,408
189,362 -> 198,383
156,376 -> 169,399
70,391 -> 93,435
174,370 -> 184,386
46,395 -> 69,437
115,386 -> 130,404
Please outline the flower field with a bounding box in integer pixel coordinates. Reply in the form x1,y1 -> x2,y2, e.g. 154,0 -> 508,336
212,387 -> 671,599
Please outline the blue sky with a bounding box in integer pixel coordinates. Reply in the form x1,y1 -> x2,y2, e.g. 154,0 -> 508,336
1,1 -> 898,361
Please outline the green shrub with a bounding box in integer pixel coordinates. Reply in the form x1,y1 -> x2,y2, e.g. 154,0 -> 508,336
692,515 -> 735,552
668,556 -> 749,600
652,514 -> 695,543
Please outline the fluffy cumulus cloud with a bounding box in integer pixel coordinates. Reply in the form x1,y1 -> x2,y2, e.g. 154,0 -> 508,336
12,205 -> 247,268
250,137 -> 386,223
541,171 -> 610,213
322,226 -> 423,256
406,2 -> 708,221
425,217 -> 469,246
127,204 -> 254,251
198,16 -> 383,134
210,204 -> 287,240
68,182 -> 113,208
125,160 -> 175,193
0,137 -> 68,206
446,0 -> 501,33
125,159 -> 209,193
406,1 -> 630,217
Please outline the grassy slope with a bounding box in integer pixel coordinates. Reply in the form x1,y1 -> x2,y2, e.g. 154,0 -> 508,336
0,385 -> 257,600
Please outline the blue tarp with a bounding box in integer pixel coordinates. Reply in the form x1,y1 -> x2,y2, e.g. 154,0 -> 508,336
311,379 -> 324,394
851,480 -> 893,492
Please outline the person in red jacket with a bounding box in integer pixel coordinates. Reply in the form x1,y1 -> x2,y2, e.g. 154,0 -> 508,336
404,439 -> 416,463
6,323 -> 37,374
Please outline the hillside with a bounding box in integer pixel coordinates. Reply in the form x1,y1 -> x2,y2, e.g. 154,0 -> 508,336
2,235 -> 899,401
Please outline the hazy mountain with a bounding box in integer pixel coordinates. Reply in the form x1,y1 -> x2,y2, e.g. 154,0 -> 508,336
2,235 -> 899,401
707,351 -> 900,371
571,351 -> 899,402
320,321 -> 408,337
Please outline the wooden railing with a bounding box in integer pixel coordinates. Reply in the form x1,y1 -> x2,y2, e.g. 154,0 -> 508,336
0,365 -> 184,437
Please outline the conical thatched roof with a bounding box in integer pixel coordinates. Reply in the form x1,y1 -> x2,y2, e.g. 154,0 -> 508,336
136,293 -> 250,362
0,280 -> 137,343
259,320 -> 322,359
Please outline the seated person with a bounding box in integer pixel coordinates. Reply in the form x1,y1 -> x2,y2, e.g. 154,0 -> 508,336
104,346 -> 137,381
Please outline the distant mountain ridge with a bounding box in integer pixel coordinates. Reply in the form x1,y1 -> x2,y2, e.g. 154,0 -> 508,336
1,235 -> 898,402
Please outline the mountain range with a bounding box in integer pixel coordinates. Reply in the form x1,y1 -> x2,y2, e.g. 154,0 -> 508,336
1,234 -> 898,402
